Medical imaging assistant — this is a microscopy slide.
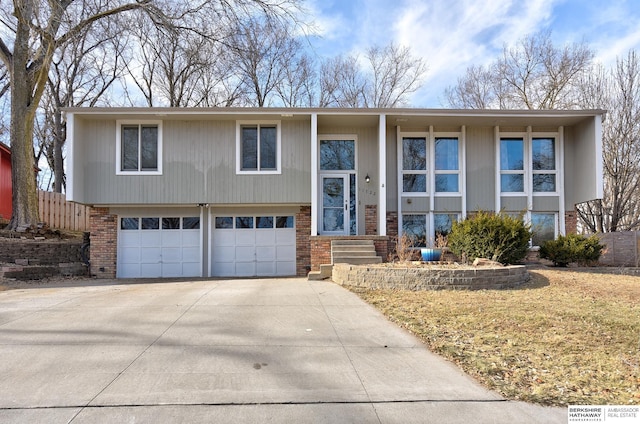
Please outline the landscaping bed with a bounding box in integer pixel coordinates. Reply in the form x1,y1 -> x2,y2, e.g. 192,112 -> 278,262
347,267 -> 640,406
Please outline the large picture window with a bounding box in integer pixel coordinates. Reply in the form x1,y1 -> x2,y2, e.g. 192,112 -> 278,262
236,121 -> 281,174
116,121 -> 162,174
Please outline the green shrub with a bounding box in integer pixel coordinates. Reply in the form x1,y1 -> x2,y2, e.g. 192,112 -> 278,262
539,234 -> 605,267
448,211 -> 531,265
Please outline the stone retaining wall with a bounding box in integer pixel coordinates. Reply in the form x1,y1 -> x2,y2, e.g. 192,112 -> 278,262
332,263 -> 529,290
0,239 -> 82,264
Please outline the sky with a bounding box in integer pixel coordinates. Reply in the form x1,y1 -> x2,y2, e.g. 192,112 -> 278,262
304,0 -> 640,107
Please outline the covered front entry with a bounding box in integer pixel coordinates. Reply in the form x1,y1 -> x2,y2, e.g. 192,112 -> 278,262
318,138 -> 357,235
117,215 -> 202,278
211,215 -> 296,277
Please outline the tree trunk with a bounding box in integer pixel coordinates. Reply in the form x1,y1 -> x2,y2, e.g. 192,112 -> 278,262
6,6 -> 41,230
53,105 -> 65,193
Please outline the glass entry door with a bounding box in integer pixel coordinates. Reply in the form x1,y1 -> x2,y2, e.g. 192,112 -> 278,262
321,174 -> 349,235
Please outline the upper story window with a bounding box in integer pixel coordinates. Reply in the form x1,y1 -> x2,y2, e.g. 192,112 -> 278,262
320,139 -> 356,170
116,121 -> 162,175
402,137 -> 427,192
499,134 -> 558,194
237,121 -> 281,174
401,133 -> 460,194
532,138 -> 556,192
500,138 -> 525,192
434,137 -> 459,193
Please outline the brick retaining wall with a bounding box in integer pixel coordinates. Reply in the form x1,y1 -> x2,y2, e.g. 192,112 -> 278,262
332,263 -> 529,290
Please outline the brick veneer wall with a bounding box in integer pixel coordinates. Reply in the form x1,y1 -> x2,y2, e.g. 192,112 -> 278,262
365,205 -> 377,235
89,207 -> 117,278
386,211 -> 398,237
296,206 -> 311,276
565,210 -> 577,234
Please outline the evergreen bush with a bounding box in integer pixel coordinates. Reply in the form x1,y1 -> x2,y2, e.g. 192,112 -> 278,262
539,234 -> 604,267
448,211 -> 531,265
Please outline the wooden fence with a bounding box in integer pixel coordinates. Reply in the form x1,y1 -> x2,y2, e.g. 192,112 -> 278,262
38,190 -> 90,232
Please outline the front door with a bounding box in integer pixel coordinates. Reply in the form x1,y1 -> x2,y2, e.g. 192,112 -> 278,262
321,174 -> 349,235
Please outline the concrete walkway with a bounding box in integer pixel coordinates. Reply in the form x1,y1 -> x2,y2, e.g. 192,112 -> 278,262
0,278 -> 566,423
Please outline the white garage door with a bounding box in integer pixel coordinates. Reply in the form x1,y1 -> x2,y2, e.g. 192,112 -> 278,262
211,215 -> 296,277
117,216 -> 201,278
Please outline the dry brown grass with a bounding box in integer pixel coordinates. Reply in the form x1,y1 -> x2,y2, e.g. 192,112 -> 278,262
349,268 -> 640,406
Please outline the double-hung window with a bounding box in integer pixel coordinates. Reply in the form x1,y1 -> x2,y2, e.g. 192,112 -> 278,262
116,121 -> 162,175
237,121 -> 281,174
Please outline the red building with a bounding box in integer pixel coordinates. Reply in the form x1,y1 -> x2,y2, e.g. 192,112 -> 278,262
0,142 -> 11,221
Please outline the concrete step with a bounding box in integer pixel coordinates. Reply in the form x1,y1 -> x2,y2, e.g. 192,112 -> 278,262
330,239 -> 381,266
331,240 -> 375,246
307,264 -> 333,281
332,256 -> 382,265
332,250 -> 377,258
331,245 -> 377,252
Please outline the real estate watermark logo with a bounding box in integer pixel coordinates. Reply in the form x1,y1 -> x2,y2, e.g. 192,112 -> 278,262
568,405 -> 639,423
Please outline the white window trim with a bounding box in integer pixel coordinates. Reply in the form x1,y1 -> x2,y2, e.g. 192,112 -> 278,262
498,132 -> 527,197
236,120 -> 282,175
399,131 -> 429,198
531,132 -> 560,197
498,131 -> 560,197
398,130 -> 463,198
433,131 -> 462,197
116,120 -> 163,176
399,212 -> 461,248
528,211 -> 558,248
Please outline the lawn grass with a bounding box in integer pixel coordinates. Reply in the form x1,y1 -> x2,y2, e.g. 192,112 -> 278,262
348,268 -> 640,406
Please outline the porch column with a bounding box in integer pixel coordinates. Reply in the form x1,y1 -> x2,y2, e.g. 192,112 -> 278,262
378,114 -> 387,236
311,113 -> 318,236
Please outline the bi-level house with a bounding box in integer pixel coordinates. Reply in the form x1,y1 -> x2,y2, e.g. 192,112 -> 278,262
64,108 -> 604,279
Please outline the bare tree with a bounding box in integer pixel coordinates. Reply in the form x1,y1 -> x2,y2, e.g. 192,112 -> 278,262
276,53 -> 316,107
445,32 -> 593,110
125,14 -> 241,107
363,44 -> 427,108
38,19 -> 128,192
230,17 -> 302,107
319,43 -> 426,108
319,55 -> 365,107
576,51 -> 640,232
445,65 -> 499,109
0,0 -> 170,230
0,0 -> 302,230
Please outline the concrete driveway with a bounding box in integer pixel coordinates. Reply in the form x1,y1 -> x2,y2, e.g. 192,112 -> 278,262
0,278 -> 566,423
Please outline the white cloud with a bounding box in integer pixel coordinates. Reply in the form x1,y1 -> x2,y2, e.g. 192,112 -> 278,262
389,0 -> 559,105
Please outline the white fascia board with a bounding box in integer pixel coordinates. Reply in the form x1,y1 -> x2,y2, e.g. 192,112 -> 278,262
65,112 -> 75,201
